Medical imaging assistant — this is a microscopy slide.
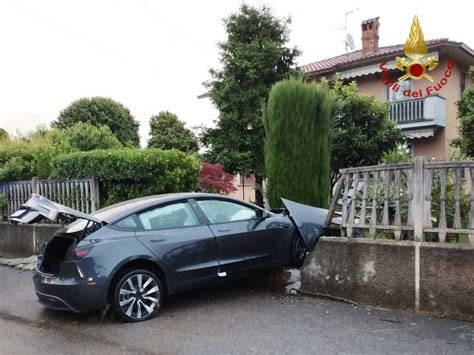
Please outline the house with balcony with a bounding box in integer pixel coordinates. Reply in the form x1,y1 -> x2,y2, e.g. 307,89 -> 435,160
303,17 -> 474,160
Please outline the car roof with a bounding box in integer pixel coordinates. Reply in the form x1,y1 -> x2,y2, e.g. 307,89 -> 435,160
92,192 -> 260,224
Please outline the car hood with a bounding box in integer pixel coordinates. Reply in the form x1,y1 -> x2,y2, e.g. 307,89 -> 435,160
281,198 -> 327,251
9,194 -> 101,224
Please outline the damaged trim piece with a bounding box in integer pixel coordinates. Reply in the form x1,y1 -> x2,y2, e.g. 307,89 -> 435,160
10,194 -> 101,225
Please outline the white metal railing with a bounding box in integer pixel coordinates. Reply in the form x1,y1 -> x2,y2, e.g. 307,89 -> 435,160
390,98 -> 424,122
389,95 -> 446,127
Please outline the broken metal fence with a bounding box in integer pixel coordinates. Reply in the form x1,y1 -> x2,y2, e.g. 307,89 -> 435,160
326,157 -> 474,244
0,178 -> 100,219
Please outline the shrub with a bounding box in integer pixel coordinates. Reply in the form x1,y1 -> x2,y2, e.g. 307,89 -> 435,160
264,78 -> 333,208
451,85 -> 474,157
50,149 -> 201,206
0,124 -> 123,182
50,122 -> 123,151
0,193 -> 7,209
0,133 -> 61,181
199,163 -> 237,194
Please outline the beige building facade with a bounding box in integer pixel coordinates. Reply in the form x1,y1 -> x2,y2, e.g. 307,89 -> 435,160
303,18 -> 473,160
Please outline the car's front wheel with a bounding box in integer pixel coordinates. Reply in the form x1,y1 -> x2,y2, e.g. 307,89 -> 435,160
289,234 -> 308,268
112,269 -> 163,322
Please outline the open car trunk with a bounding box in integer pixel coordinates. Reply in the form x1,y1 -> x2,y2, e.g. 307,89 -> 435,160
39,234 -> 77,274
10,194 -> 103,275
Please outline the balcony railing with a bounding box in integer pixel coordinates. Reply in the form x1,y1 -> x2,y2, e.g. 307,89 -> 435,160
389,95 -> 446,129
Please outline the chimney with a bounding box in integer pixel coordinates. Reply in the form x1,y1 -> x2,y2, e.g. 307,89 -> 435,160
361,17 -> 380,55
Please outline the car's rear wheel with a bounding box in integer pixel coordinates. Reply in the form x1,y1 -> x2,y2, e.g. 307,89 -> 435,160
112,269 -> 163,322
290,234 -> 308,268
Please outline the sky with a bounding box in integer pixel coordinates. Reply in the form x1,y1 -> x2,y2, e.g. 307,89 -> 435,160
0,0 -> 472,146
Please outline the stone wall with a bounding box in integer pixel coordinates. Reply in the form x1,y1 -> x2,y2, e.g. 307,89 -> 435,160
0,223 -> 61,257
301,237 -> 474,322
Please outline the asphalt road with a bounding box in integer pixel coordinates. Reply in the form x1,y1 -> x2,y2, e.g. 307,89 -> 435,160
0,265 -> 473,354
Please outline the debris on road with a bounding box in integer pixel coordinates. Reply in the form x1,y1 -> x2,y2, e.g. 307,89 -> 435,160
0,256 -> 37,271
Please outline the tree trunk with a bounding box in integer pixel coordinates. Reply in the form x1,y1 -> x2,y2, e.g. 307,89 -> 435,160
255,175 -> 264,208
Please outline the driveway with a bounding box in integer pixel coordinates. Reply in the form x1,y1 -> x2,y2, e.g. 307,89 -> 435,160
0,265 -> 473,354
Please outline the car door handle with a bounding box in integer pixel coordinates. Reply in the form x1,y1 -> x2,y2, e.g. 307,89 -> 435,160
150,239 -> 165,243
217,229 -> 231,233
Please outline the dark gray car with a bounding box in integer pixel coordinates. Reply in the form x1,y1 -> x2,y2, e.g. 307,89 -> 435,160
10,193 -> 327,322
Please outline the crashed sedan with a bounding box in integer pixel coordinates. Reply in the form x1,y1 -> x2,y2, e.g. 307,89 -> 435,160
10,193 -> 327,322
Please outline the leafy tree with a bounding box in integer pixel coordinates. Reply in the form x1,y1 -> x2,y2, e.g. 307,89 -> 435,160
329,80 -> 404,186
201,4 -> 300,207
0,128 -> 9,141
199,163 -> 237,194
452,85 -> 474,157
51,122 -> 122,152
147,111 -> 198,153
52,97 -> 140,146
264,79 -> 333,208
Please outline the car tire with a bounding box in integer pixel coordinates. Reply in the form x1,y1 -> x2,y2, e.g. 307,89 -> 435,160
289,234 -> 307,268
112,269 -> 163,323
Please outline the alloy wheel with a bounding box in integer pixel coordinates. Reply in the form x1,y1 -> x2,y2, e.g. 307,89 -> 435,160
118,273 -> 160,320
290,235 -> 308,268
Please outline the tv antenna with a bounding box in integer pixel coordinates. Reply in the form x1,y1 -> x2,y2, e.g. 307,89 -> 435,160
343,8 -> 358,53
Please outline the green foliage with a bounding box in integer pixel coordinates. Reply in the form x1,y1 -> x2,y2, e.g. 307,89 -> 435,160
0,129 -> 8,141
0,193 -> 7,209
52,97 -> 140,147
0,130 -> 64,181
451,86 -> 474,157
328,80 -> 404,184
264,78 -> 333,208
381,144 -> 413,164
0,124 -> 123,181
147,111 -> 198,153
50,149 -> 201,206
50,122 -> 122,152
201,4 -> 300,206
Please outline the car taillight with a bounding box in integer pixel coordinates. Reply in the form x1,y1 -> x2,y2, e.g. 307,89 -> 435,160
74,246 -> 93,259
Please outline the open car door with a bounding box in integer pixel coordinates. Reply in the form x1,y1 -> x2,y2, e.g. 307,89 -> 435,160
281,198 -> 327,252
9,194 -> 101,225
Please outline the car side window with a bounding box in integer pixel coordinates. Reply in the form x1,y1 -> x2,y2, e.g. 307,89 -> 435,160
196,199 -> 258,224
114,215 -> 138,230
138,202 -> 199,230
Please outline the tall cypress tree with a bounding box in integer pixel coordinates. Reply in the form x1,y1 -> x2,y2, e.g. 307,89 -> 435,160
264,78 -> 333,208
202,4 -> 300,206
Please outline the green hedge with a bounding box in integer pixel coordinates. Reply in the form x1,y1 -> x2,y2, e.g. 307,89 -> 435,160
264,78 -> 333,208
50,149 -> 201,206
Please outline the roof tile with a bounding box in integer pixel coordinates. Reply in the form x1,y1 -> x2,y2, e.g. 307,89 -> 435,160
302,39 -> 449,75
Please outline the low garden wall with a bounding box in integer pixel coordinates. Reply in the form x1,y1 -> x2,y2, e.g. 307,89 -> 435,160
301,237 -> 474,322
0,222 -> 61,257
